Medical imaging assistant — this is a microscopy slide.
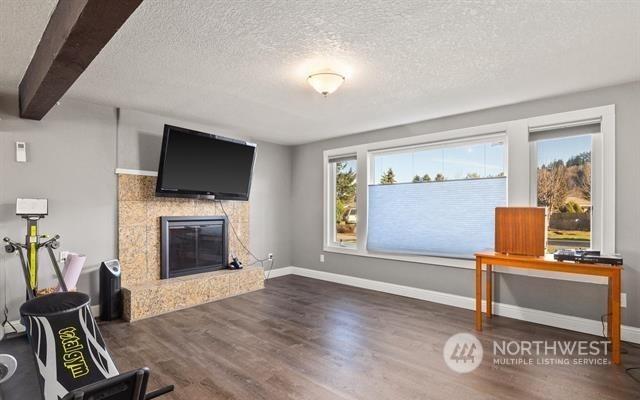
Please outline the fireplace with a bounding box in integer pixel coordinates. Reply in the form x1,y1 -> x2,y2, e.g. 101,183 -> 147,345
160,216 -> 228,279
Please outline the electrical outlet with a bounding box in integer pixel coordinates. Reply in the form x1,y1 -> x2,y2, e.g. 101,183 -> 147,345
320,254 -> 325,263
621,293 -> 627,308
268,253 -> 273,260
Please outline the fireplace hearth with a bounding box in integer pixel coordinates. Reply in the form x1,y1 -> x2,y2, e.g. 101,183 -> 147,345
161,216 -> 228,279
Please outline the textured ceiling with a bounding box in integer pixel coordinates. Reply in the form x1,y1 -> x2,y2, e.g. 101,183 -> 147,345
0,0 -> 58,94
1,0 -> 639,145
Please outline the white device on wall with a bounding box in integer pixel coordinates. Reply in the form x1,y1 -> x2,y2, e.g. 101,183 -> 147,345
16,198 -> 48,216
15,141 -> 26,162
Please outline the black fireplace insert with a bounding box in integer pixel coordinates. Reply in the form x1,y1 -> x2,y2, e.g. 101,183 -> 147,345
160,216 -> 228,279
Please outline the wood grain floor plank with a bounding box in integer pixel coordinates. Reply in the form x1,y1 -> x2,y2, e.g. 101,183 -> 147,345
101,275 -> 640,400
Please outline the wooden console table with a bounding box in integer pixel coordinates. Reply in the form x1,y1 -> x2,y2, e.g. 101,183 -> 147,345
474,251 -> 623,364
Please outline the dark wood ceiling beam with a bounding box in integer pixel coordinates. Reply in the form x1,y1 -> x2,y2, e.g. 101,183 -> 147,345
18,0 -> 143,120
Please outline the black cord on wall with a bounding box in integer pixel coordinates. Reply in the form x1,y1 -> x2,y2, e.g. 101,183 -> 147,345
216,201 -> 275,278
600,313 -> 640,384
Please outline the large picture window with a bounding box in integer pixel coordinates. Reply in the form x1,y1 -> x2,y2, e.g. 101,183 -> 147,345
368,138 -> 506,257
323,105 -> 615,271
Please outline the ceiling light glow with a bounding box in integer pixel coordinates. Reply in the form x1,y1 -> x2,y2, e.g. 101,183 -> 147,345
307,72 -> 346,96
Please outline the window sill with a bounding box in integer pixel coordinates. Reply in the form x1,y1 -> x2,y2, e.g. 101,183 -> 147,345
321,246 -> 607,285
323,246 -> 476,268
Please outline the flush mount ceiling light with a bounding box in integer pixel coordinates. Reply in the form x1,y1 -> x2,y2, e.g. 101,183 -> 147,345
307,72 -> 345,96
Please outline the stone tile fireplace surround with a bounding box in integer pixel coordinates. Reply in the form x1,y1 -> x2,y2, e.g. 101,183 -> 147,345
117,173 -> 264,321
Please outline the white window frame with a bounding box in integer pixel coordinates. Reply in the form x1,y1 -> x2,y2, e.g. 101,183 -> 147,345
529,128 -> 599,252
323,122 -> 511,269
526,107 -> 615,256
322,105 -> 615,284
326,155 -> 358,248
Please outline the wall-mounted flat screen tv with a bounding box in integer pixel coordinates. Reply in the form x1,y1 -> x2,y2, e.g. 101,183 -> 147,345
156,125 -> 256,201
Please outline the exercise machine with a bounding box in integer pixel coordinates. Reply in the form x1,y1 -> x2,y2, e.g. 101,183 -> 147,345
20,292 -> 174,400
3,199 -> 67,299
1,199 -> 58,392
0,354 -> 17,385
63,368 -> 175,400
2,199 -> 174,400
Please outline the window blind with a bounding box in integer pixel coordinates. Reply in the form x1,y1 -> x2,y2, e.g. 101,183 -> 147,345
328,154 -> 357,163
529,121 -> 600,142
367,177 -> 507,258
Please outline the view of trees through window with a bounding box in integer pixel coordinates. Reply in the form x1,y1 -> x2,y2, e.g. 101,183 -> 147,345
536,135 -> 592,253
373,140 -> 505,185
333,159 -> 357,247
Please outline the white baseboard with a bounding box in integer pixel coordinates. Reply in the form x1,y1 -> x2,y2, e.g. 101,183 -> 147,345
264,267 -> 294,279
267,266 -> 640,344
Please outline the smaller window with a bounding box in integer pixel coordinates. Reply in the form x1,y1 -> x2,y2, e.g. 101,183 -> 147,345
535,134 -> 592,253
329,156 -> 357,248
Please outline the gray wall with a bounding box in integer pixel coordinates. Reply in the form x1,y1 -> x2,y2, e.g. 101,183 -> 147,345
115,109 -> 292,272
0,102 -> 292,320
0,97 -> 117,319
290,81 -> 640,327
1,81 -> 636,327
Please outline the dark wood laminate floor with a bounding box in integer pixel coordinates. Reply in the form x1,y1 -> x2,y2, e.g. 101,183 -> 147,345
101,275 -> 640,400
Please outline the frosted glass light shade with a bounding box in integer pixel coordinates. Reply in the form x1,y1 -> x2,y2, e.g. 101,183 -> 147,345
307,72 -> 345,96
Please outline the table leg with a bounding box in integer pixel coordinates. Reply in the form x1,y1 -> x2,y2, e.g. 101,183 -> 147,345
607,276 -> 612,341
486,264 -> 492,318
475,258 -> 482,331
610,270 -> 621,365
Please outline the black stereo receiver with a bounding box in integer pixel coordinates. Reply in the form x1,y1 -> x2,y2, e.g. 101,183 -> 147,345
553,249 -> 623,265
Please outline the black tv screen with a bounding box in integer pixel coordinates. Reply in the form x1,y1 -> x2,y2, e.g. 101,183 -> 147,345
156,125 -> 256,200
